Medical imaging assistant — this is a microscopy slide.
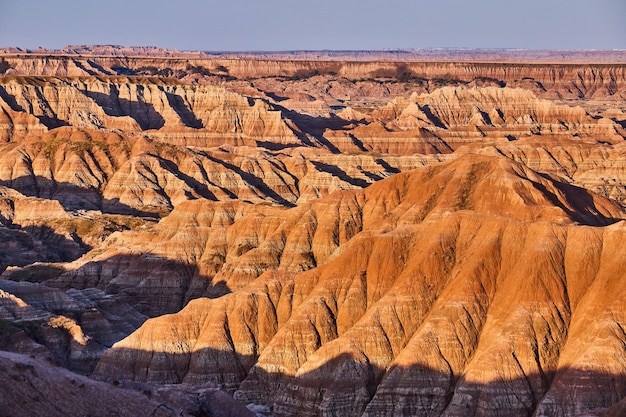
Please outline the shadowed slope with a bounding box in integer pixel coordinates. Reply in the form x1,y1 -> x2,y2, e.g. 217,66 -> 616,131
0,350 -> 254,417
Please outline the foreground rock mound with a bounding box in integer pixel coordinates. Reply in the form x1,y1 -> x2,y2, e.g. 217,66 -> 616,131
0,350 -> 253,417
95,155 -> 626,417
0,278 -> 146,373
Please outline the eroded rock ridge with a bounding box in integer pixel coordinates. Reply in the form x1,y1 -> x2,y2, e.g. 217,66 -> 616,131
0,50 -> 624,417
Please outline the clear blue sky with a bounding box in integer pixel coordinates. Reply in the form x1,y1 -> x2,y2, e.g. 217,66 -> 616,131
1,0 -> 624,51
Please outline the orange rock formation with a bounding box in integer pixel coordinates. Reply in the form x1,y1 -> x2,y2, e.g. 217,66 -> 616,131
95,155 -> 626,417
0,49 -> 624,417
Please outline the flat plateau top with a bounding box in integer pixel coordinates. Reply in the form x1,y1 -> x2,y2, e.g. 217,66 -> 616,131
1,46 -> 626,63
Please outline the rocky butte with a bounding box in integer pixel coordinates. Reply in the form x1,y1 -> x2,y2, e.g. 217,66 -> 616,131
0,46 -> 624,417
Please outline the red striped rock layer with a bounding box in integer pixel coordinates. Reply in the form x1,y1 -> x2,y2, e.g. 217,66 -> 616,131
94,155 -> 626,417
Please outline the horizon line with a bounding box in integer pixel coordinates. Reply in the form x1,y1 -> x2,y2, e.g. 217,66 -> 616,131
3,45 -> 626,54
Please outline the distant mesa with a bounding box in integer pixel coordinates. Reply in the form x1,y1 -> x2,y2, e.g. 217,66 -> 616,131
2,44 -> 626,62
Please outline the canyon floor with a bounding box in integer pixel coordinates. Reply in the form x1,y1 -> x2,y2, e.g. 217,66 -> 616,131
0,48 -> 625,417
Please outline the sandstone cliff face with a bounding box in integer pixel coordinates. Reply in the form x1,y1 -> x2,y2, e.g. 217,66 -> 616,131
4,55 -> 626,102
94,155 -> 626,417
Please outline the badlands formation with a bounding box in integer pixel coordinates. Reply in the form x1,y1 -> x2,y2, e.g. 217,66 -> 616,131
0,48 -> 624,416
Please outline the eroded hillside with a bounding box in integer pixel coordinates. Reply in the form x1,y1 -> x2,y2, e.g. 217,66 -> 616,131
94,155 -> 626,417
0,51 -> 624,417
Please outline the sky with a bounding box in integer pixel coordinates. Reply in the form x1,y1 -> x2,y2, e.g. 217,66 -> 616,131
0,0 -> 624,51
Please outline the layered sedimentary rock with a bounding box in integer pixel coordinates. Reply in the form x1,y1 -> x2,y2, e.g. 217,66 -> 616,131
3,54 -> 626,101
0,76 -> 299,145
0,182 -> 154,272
4,46 -> 625,62
49,186 -> 376,315
0,127 -> 439,214
95,155 -> 626,417
325,86 -> 625,154
0,50 -> 625,417
0,73 -> 624,215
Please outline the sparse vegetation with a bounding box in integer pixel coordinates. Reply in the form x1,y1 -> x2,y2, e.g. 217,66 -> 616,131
431,74 -> 468,87
153,140 -> 185,160
281,63 -> 341,81
187,64 -> 213,76
215,65 -> 229,73
111,66 -> 137,76
70,139 -> 110,155
43,136 -> 67,170
135,66 -> 182,78
419,187 -> 444,221
156,67 -> 174,77
0,51 -> 623,417
454,166 -> 480,210
290,69 -> 321,80
473,76 -> 506,87
366,65 -> 471,87
47,214 -> 152,247
135,66 -> 159,75
348,150 -> 382,157
369,64 -> 428,85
